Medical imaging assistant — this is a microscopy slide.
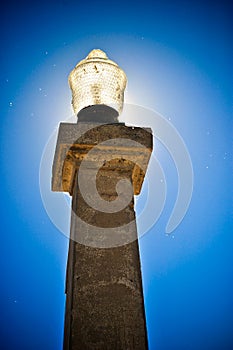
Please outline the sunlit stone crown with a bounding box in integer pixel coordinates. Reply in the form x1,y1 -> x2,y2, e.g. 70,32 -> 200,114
68,49 -> 127,116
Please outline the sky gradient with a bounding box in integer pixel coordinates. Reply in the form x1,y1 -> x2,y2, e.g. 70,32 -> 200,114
1,0 -> 232,349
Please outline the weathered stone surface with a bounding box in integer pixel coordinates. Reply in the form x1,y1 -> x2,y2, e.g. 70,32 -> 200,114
52,122 -> 152,195
52,121 -> 153,350
64,177 -> 148,350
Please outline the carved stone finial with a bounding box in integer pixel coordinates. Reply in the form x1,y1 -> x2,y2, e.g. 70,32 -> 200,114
68,49 -> 127,119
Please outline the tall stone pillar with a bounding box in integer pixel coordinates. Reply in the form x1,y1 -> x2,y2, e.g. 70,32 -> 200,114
52,50 -> 153,349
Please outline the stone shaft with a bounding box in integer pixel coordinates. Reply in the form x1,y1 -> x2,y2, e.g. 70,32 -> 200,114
64,175 -> 148,349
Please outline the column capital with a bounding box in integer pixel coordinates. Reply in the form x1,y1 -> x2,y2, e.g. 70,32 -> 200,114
52,122 -> 153,196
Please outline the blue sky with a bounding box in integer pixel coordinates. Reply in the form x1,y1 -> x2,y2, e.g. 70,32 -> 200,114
1,0 -> 232,349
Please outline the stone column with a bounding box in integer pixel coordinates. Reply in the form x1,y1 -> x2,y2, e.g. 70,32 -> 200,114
52,122 -> 152,349
52,49 -> 153,350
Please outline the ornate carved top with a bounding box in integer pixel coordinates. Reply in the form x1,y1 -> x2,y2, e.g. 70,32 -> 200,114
68,49 -> 127,117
